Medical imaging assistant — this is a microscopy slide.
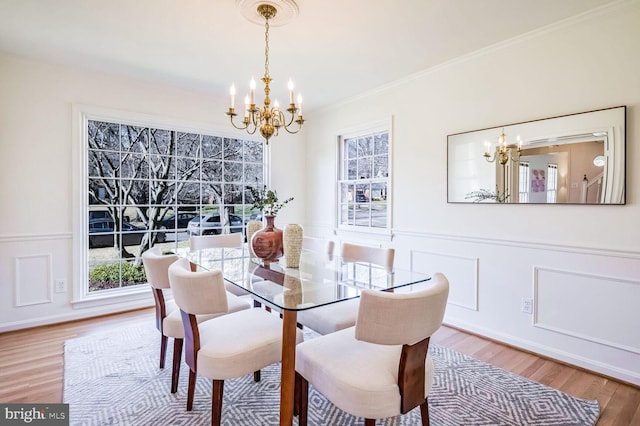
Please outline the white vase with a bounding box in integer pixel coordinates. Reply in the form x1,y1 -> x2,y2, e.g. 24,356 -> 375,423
283,224 -> 303,268
246,220 -> 263,260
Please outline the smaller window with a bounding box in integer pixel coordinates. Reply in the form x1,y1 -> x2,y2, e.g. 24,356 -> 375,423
547,163 -> 558,203
519,162 -> 530,203
337,121 -> 391,232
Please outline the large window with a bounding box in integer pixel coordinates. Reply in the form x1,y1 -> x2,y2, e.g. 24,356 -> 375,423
85,120 -> 263,294
337,122 -> 390,231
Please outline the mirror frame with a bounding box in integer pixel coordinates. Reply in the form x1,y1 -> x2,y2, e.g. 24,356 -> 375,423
447,106 -> 626,205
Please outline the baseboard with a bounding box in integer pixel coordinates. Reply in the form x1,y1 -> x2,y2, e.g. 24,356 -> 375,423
443,318 -> 640,388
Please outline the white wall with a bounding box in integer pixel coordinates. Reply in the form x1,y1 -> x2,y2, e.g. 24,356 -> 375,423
0,52 -> 306,330
303,2 -> 640,385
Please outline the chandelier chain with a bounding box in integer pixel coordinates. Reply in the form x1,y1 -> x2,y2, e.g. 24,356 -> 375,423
264,19 -> 270,78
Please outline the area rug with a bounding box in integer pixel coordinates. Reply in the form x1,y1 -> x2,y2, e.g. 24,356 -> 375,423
63,323 -> 600,425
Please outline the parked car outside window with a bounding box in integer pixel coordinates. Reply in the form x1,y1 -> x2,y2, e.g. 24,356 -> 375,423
89,218 -> 165,248
187,213 -> 244,236
159,212 -> 198,230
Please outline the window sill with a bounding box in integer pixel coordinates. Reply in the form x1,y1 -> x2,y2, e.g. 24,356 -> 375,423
71,285 -> 154,310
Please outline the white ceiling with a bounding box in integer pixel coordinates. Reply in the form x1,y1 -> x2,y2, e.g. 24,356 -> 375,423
0,0 -> 617,112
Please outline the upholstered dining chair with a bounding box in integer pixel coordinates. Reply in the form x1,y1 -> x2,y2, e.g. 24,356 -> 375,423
188,233 -> 251,297
301,235 -> 335,258
168,257 -> 304,425
141,247 -> 251,393
296,242 -> 395,335
295,272 -> 449,426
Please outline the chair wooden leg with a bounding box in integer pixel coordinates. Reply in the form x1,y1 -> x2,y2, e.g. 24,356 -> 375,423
186,369 -> 197,411
364,419 -> 376,426
212,380 -> 224,426
297,373 -> 308,426
171,338 -> 183,393
253,370 -> 261,382
294,371 -> 301,416
419,398 -> 430,426
159,334 -> 168,369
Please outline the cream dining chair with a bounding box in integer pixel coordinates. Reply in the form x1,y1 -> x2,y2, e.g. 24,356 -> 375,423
296,242 -> 395,335
295,272 -> 450,426
168,257 -> 304,425
188,233 -> 252,297
141,247 -> 251,393
302,235 -> 335,258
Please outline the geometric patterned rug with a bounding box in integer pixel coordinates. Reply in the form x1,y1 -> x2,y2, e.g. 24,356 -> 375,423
64,323 -> 600,426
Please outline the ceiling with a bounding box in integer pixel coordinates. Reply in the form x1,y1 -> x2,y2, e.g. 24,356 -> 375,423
0,0 -> 617,113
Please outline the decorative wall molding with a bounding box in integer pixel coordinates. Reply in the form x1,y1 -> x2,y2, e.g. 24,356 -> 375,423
533,266 -> 640,355
15,254 -> 53,307
410,250 -> 479,311
0,233 -> 72,243
444,316 -> 640,387
393,228 -> 640,260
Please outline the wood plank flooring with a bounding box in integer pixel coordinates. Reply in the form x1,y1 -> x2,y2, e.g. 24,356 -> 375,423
0,308 -> 638,425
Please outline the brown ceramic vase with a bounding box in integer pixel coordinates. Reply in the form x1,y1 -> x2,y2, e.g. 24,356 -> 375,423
250,215 -> 284,262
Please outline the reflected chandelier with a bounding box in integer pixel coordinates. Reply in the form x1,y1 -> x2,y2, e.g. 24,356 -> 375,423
483,128 -> 522,165
226,3 -> 304,144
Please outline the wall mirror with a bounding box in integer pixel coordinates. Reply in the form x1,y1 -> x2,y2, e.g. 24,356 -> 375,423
447,106 -> 626,204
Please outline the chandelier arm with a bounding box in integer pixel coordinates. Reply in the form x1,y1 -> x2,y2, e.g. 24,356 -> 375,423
228,115 -> 250,131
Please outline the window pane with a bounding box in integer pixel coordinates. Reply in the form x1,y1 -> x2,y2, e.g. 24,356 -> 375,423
357,136 -> 372,156
371,203 -> 387,228
357,157 -> 372,179
149,129 -> 172,156
88,121 -> 119,151
88,151 -> 119,178
244,140 -> 263,162
374,133 -> 388,155
202,159 -> 222,182
223,138 -> 243,160
177,132 -> 200,158
121,153 -> 149,180
121,125 -> 148,153
224,161 -> 243,182
177,182 -> 200,205
346,138 -> 357,159
373,155 -> 388,178
203,135 -> 223,159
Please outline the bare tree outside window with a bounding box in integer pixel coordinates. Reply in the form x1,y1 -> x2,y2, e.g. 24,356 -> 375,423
87,120 -> 263,292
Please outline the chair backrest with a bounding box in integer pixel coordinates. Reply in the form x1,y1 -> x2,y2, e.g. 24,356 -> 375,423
141,247 -> 178,290
168,257 -> 229,316
302,236 -> 335,257
355,272 -> 449,346
340,242 -> 395,271
189,233 -> 243,251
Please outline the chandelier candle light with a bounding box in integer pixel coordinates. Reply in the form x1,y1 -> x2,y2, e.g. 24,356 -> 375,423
483,128 -> 522,165
226,3 -> 304,144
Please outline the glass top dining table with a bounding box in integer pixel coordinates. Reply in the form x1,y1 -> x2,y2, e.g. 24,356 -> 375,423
184,245 -> 432,312
181,245 -> 432,426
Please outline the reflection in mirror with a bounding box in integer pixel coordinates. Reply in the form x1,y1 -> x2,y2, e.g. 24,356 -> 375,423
447,106 -> 626,204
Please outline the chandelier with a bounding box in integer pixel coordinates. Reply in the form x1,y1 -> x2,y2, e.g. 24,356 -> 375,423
483,128 -> 522,165
226,3 -> 304,144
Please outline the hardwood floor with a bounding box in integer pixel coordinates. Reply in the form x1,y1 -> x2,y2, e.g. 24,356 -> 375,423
1,308 -> 638,425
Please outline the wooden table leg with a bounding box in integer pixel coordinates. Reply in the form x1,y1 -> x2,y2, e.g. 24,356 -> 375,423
280,310 -> 297,426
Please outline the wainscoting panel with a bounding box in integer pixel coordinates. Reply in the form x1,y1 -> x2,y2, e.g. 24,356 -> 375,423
411,250 -> 478,311
534,266 -> 640,354
14,254 -> 53,307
